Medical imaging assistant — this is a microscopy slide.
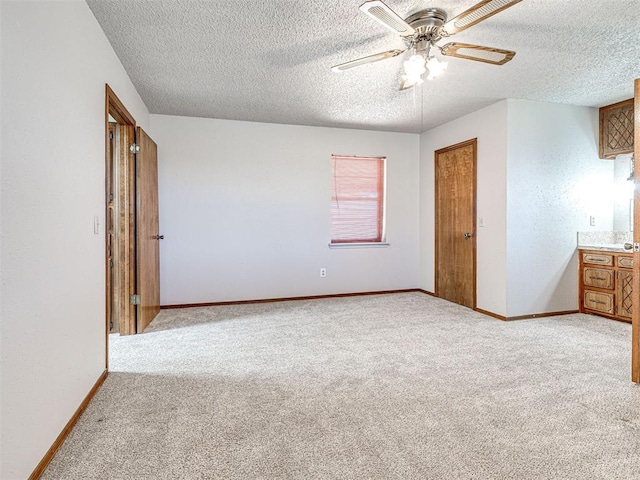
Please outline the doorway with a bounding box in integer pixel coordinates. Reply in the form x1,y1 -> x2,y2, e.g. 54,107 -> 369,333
106,86 -> 137,343
105,85 -> 161,367
434,138 -> 477,309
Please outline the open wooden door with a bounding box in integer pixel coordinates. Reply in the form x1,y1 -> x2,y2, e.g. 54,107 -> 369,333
632,78 -> 639,384
435,139 -> 477,309
106,85 -> 138,344
136,127 -> 161,333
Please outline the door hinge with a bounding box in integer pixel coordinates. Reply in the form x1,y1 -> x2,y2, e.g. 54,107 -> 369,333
129,143 -> 140,153
130,294 -> 141,305
634,243 -> 640,252
109,132 -> 114,140
109,193 -> 114,201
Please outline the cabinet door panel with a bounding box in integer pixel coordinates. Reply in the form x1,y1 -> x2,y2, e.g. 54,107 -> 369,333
599,98 -> 634,159
617,270 -> 633,319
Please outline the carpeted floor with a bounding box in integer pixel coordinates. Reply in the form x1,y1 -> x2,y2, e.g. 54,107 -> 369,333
42,293 -> 640,479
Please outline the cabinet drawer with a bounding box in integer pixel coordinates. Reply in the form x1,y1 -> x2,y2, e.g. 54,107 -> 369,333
583,268 -> 614,289
582,253 -> 613,266
618,256 -> 633,269
584,291 -> 614,314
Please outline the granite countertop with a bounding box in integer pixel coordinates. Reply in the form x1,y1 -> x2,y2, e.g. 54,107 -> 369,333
577,231 -> 633,253
577,243 -> 631,253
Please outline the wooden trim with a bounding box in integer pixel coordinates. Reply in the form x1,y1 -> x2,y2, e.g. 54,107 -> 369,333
28,370 -> 108,480
417,289 -> 435,296
475,308 -> 507,321
160,289 -> 423,309
475,308 -> 579,322
578,247 -> 585,315
104,86 -> 111,370
633,78 -> 640,384
471,140 -> 477,310
434,138 -> 478,308
106,84 -> 135,125
506,310 -> 580,321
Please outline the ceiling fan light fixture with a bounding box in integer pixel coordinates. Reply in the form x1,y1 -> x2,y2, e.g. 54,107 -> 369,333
403,54 -> 426,85
336,0 -> 522,90
425,55 -> 448,79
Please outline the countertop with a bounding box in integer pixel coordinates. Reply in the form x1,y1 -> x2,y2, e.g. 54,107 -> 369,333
577,244 -> 632,253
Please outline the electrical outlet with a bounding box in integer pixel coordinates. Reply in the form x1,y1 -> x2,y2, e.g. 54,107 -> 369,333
590,216 -> 596,226
320,268 -> 326,278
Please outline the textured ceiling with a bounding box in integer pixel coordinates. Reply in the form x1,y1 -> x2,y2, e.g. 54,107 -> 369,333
86,0 -> 640,133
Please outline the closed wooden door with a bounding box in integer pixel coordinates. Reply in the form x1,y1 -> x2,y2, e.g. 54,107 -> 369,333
435,139 -> 477,308
136,127 -> 161,333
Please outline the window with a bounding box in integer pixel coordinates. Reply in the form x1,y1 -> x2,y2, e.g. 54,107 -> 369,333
330,154 -> 386,244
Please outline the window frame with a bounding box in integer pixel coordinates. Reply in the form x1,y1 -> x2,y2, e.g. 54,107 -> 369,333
329,154 -> 387,246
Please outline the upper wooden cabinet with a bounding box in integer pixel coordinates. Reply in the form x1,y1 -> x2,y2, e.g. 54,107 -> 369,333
599,98 -> 634,159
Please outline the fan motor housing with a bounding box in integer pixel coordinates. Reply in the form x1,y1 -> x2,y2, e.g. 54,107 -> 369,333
406,8 -> 447,31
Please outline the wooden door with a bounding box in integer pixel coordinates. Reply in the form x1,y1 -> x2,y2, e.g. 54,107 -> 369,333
632,78 -> 639,384
136,127 -> 161,333
435,139 -> 477,308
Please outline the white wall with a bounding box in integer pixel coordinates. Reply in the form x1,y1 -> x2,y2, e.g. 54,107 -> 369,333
506,100 -> 613,316
0,1 -> 149,478
0,4 -> 618,478
419,101 -> 509,316
150,115 -> 420,305
420,100 -> 614,318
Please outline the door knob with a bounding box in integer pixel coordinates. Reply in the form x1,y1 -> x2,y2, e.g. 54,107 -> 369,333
155,235 -> 164,240
464,232 -> 473,238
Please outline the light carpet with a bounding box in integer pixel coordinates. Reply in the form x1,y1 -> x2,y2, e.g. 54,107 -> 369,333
42,293 -> 640,479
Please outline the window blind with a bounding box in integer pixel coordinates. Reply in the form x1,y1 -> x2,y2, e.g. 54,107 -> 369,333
330,155 -> 385,243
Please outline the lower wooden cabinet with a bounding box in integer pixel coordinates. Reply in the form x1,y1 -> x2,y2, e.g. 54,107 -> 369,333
579,249 -> 632,323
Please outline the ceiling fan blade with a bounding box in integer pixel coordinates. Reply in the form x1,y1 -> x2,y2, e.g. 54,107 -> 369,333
331,49 -> 405,72
359,1 -> 416,37
440,42 -> 516,65
442,0 -> 522,35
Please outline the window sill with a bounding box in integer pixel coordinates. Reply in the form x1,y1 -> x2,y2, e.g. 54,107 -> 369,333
328,242 -> 390,249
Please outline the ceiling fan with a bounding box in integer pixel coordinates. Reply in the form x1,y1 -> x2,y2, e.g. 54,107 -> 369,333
332,0 -> 522,90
